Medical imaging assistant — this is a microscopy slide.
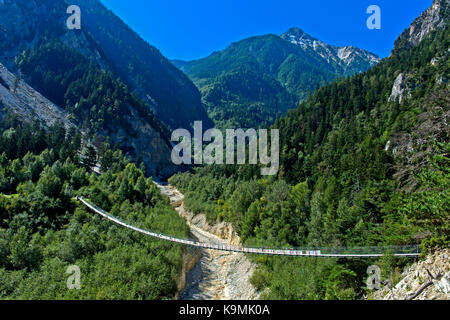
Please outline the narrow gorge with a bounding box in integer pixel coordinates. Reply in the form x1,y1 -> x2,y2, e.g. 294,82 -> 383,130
156,183 -> 260,300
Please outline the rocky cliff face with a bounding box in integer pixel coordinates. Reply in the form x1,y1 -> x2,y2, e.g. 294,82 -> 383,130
175,246 -> 202,300
371,249 -> 449,300
393,0 -> 449,55
386,88 -> 450,191
389,73 -> 412,104
0,63 -> 74,130
385,0 -> 449,189
95,105 -> 177,179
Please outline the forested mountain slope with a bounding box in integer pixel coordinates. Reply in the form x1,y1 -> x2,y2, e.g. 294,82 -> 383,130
0,0 -> 211,131
170,0 -> 449,299
0,0 -> 201,177
174,30 -> 379,128
69,0 -> 212,130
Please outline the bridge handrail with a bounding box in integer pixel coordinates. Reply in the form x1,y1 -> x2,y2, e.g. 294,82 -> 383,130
77,197 -> 420,258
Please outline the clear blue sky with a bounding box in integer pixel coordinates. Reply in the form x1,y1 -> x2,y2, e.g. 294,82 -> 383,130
100,0 -> 432,61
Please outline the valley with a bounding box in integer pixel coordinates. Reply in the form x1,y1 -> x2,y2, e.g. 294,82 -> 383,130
157,183 -> 259,300
0,0 -> 448,302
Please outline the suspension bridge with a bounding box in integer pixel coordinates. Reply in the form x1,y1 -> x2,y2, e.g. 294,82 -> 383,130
77,196 -> 420,258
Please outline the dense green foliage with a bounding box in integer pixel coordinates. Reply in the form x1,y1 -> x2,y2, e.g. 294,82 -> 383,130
170,25 -> 449,299
0,115 -> 189,299
388,141 -> 449,252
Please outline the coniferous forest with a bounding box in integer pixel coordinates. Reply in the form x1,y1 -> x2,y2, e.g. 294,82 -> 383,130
0,115 -> 189,299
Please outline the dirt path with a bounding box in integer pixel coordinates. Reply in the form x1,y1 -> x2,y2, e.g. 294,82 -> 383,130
156,183 -> 259,300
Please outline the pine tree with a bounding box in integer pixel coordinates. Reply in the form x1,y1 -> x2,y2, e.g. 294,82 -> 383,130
82,145 -> 97,172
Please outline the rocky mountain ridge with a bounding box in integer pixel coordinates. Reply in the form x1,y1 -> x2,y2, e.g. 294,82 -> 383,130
393,0 -> 449,55
281,27 -> 380,75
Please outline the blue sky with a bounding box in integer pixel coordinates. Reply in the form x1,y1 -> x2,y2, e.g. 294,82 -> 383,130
100,0 -> 432,61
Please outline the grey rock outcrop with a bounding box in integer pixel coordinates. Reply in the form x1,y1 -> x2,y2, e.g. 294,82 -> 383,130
282,27 -> 380,74
385,88 -> 450,190
0,63 -> 75,130
371,249 -> 450,300
94,105 -> 177,179
393,0 -> 448,55
389,73 -> 411,103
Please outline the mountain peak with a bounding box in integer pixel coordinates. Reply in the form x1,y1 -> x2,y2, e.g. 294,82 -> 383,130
281,27 -> 380,73
280,27 -> 318,49
282,27 -> 309,37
